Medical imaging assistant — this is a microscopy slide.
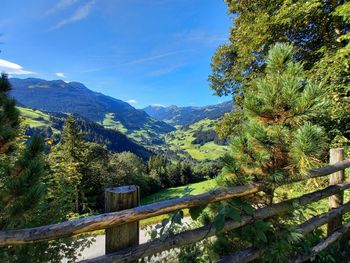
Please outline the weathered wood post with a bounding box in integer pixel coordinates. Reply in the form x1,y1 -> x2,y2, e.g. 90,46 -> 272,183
105,185 -> 140,255
327,148 -> 345,236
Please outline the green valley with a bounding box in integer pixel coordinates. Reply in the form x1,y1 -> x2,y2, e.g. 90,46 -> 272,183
165,118 -> 228,161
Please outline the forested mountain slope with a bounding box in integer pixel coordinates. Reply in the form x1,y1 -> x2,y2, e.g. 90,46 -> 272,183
20,107 -> 152,159
10,78 -> 175,144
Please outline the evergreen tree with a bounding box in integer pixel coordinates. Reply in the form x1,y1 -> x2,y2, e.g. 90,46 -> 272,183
48,115 -> 86,213
0,73 -> 20,154
0,74 -> 90,262
147,155 -> 170,187
222,44 -> 328,203
211,1 -> 350,145
0,72 -> 46,229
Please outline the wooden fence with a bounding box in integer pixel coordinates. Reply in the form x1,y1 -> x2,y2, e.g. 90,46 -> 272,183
1,148 -> 350,262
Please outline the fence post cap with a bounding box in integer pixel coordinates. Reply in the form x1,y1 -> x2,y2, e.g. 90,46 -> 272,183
105,185 -> 139,194
330,148 -> 344,151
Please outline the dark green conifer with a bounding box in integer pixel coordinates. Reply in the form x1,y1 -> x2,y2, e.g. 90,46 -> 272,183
222,43 -> 328,203
0,73 -> 20,154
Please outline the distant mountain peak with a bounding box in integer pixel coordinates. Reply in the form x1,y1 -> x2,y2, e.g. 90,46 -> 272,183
144,100 -> 233,127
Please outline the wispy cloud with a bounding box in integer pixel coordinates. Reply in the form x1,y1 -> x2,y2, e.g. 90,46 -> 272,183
124,49 -> 193,66
127,99 -> 138,105
0,59 -> 35,75
46,0 -> 80,15
52,0 -> 96,30
147,63 -> 184,77
173,30 -> 227,45
55,72 -> 66,78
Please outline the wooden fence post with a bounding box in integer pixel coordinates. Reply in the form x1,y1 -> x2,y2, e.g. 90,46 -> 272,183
105,185 -> 140,255
327,148 -> 345,236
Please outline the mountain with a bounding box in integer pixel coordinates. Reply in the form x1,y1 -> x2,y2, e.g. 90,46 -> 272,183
20,107 -> 152,159
10,78 -> 175,144
143,101 -> 233,127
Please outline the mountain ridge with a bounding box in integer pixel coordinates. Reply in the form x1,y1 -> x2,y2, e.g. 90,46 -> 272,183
10,78 -> 175,145
144,100 -> 233,127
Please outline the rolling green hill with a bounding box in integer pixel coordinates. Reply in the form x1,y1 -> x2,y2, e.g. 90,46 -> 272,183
101,112 -> 168,145
165,118 -> 228,161
18,107 -> 153,159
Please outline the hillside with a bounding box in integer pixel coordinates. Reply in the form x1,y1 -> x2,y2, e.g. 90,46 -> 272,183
19,107 -> 153,159
10,78 -> 175,145
165,118 -> 228,160
144,100 -> 233,127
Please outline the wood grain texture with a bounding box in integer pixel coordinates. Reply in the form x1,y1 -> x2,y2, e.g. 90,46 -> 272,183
105,186 -> 139,255
328,148 -> 345,235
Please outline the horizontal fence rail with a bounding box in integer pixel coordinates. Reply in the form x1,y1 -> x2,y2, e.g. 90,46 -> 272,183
290,221 -> 350,263
81,182 -> 350,263
217,200 -> 350,263
1,159 -> 349,246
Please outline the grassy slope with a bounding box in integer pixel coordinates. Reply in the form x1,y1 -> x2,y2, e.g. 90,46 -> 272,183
18,107 -> 60,134
102,113 -> 128,133
165,118 -> 228,160
101,113 -> 158,144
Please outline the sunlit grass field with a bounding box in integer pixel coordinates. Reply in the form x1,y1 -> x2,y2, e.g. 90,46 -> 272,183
165,118 -> 228,161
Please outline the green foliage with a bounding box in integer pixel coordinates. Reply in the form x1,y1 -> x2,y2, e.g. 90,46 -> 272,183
0,137 -> 45,228
222,44 -> 328,201
210,0 -> 350,146
0,74 -> 20,153
0,74 -> 89,262
48,115 -> 87,213
189,205 -> 207,221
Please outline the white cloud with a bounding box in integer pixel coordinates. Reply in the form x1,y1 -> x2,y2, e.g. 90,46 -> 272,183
52,0 -> 95,30
127,99 -> 138,105
0,59 -> 35,75
55,72 -> 66,78
46,0 -> 80,15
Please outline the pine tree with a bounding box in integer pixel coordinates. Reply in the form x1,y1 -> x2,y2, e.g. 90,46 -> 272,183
0,73 -> 48,261
222,43 -> 328,204
48,115 -> 86,213
0,73 -> 46,227
0,74 -> 90,262
0,73 -> 20,154
210,1 -> 350,145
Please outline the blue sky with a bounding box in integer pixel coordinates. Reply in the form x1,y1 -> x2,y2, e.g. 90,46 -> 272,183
0,0 -> 232,108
